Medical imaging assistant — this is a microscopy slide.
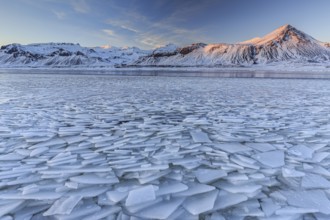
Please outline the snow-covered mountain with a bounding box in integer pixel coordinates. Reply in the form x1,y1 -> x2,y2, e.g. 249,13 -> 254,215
136,25 -> 330,67
0,43 -> 149,68
0,25 -> 330,68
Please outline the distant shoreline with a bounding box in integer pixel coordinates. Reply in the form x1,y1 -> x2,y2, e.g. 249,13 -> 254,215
1,67 -> 330,79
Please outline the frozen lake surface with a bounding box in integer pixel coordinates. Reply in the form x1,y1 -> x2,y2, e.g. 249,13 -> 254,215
1,72 -> 330,219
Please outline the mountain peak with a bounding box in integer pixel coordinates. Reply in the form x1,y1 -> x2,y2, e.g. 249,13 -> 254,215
274,24 -> 299,35
241,24 -> 315,45
280,24 -> 294,30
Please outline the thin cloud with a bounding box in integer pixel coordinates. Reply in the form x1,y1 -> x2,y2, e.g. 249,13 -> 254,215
112,5 -> 201,47
138,32 -> 171,48
71,0 -> 90,13
100,2 -> 210,49
102,29 -> 116,36
120,25 -> 139,33
106,19 -> 140,33
52,10 -> 66,20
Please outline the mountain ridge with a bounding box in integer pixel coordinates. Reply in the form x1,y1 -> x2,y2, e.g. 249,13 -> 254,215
136,24 -> 330,67
1,24 -> 330,68
239,24 -> 317,45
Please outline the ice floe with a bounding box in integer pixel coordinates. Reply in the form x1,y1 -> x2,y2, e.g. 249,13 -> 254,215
254,150 -> 285,168
0,74 -> 330,219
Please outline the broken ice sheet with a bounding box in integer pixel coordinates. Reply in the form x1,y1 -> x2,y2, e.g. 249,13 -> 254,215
245,143 -> 276,152
0,190 -> 64,200
255,135 -> 283,142
194,168 -> 227,184
183,190 -> 219,215
275,207 -> 318,215
125,185 -> 156,206
214,143 -> 251,153
106,190 -> 128,203
301,173 -> 330,189
2,73 -> 330,219
30,147 -> 49,157
155,181 -> 188,196
282,167 -> 305,178
137,197 -> 185,219
282,190 -> 330,214
216,182 -> 262,194
70,174 -> 119,184
211,190 -> 248,211
0,153 -> 26,161
288,145 -> 314,159
80,206 -> 121,220
313,152 -> 330,163
19,184 -> 39,195
53,199 -> 101,220
190,130 -> 211,143
260,198 -> 281,217
174,183 -> 215,197
253,150 -> 285,168
43,196 -> 82,216
0,200 -> 24,217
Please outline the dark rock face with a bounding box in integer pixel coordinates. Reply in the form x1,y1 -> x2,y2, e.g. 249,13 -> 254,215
178,43 -> 207,55
59,51 -> 72,56
152,51 -> 177,57
75,51 -> 85,56
7,46 -> 19,54
152,50 -> 177,57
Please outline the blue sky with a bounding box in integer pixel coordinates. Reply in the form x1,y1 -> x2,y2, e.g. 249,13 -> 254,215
1,0 -> 330,49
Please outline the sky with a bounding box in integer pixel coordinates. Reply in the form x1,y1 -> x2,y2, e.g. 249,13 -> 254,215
0,0 -> 330,49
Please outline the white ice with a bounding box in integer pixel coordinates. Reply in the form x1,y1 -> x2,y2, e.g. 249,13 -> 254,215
254,150 -> 285,168
194,168 -> 227,184
125,185 -> 156,206
0,74 -> 330,219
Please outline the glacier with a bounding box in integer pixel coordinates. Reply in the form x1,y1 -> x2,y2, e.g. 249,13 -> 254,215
1,73 -> 330,219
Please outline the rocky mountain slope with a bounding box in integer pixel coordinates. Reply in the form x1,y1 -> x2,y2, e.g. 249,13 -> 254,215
0,25 -> 329,68
0,43 -> 148,68
136,25 -> 330,67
